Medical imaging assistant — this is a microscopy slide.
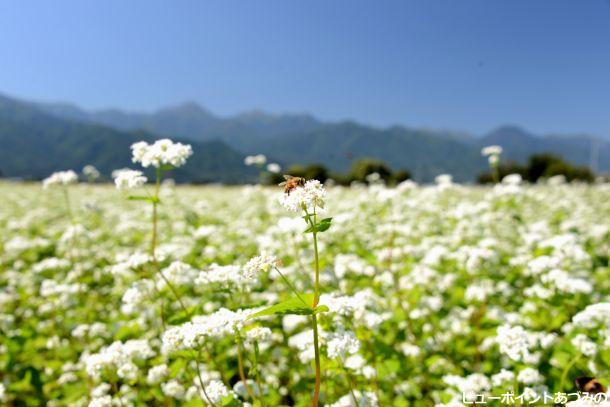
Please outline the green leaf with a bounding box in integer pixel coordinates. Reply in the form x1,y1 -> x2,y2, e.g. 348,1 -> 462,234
160,164 -> 176,171
167,305 -> 198,325
248,294 -> 315,319
221,394 -> 242,406
304,217 -> 332,233
314,305 -> 329,314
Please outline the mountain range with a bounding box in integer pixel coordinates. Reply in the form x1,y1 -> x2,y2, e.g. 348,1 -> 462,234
0,92 -> 607,183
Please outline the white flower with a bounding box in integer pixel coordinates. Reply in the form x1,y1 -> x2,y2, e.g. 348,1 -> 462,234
572,334 -> 597,356
161,308 -> 251,353
517,367 -> 543,385
267,163 -> 281,173
162,379 -> 185,399
244,154 -> 267,166
279,179 -> 326,213
131,139 -> 193,168
327,328 -> 360,359
243,252 -> 278,280
502,174 -> 522,185
113,169 -> 147,189
496,325 -> 531,362
329,390 -> 378,406
42,170 -> 78,188
435,174 -> 453,187
245,327 -> 273,345
491,369 -> 514,386
117,362 -> 138,380
481,145 -> 503,157
88,395 -> 113,407
204,380 -> 231,404
82,165 -> 100,179
147,364 -> 169,384
572,303 -> 610,329
83,340 -> 154,379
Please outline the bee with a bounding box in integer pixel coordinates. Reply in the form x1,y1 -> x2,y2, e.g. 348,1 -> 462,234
279,175 -> 305,195
575,377 -> 607,394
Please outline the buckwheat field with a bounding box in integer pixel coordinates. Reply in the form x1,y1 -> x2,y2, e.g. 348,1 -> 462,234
1,140 -> 609,407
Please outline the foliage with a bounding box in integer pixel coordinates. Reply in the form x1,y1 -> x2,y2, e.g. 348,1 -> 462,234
0,181 -> 609,406
478,154 -> 595,183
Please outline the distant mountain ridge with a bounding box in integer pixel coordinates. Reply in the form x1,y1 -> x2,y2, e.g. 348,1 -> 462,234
0,95 -> 257,183
37,100 -> 324,146
1,93 -> 607,182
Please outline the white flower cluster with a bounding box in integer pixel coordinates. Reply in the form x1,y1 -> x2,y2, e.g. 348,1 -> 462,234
121,280 -> 154,314
481,145 -> 503,157
279,179 -> 326,213
82,165 -> 100,179
243,252 -> 278,280
244,154 -> 267,166
204,380 -> 232,404
267,162 -> 281,173
572,302 -> 610,329
443,373 -> 491,401
83,339 -> 154,379
195,264 -> 245,287
435,174 -> 453,188
146,364 -> 169,384
161,379 -> 185,399
326,328 -> 360,359
162,308 -> 251,353
329,390 -> 379,407
159,261 -> 198,287
42,170 -> 78,188
481,145 -> 503,165
245,327 -> 273,345
571,334 -> 597,356
110,252 -> 151,278
113,169 -> 147,189
496,325 -> 531,362
131,139 -> 193,168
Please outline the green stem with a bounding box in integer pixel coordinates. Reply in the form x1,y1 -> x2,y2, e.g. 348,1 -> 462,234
311,314 -> 322,407
236,334 -> 257,403
62,187 -> 74,222
254,343 -> 266,407
311,222 -> 320,307
62,187 -> 77,264
339,357 -> 359,406
150,167 -> 161,260
558,355 -> 581,393
111,381 -> 125,407
194,349 -> 216,406
305,208 -> 323,407
149,167 -> 189,315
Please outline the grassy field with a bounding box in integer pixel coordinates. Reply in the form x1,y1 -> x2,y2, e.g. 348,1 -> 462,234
1,181 -> 609,406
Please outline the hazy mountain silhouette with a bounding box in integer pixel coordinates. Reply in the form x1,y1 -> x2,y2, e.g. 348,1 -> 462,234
0,93 -> 606,182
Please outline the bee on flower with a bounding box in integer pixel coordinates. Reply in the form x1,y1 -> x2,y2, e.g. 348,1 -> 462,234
279,176 -> 326,213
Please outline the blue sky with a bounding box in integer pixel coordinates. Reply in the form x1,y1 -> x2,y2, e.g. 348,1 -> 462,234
1,0 -> 610,136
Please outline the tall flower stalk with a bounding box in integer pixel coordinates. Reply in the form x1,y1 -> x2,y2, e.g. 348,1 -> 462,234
42,170 -> 79,261
115,140 -> 219,405
304,207 -> 323,406
482,145 -> 503,183
114,140 -> 195,317
246,177 -> 330,406
245,178 -> 330,406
